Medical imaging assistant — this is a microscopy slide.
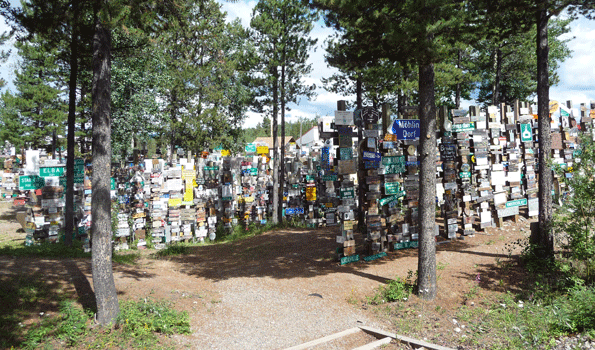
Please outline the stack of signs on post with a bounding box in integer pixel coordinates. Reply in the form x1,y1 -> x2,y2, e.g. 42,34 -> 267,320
361,107 -> 383,253
39,163 -> 66,242
149,171 -> 166,247
519,103 -> 538,217
335,108 -> 358,257
167,167 -> 183,242
380,133 -> 405,248
472,106 -> 494,229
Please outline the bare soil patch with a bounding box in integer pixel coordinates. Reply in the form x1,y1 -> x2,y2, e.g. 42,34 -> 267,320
0,199 -> 534,349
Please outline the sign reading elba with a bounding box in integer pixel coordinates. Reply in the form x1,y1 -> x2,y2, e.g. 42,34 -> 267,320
391,119 -> 420,140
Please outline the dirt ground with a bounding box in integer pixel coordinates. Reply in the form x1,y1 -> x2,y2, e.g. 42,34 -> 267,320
0,199 -> 534,349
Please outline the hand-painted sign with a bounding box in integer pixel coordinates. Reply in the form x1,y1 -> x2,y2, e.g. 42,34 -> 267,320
391,119 -> 420,140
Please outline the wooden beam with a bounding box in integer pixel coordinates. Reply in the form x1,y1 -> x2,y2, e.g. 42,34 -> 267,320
283,327 -> 361,350
359,325 -> 455,350
352,337 -> 392,350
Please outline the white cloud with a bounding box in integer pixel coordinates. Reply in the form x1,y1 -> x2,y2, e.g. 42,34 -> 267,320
552,16 -> 595,105
218,0 -> 257,27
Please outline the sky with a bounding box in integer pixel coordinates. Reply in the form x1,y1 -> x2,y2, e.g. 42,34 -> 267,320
1,2 -> 595,129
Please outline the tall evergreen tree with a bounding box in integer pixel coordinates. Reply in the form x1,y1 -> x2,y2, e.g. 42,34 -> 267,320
251,0 -> 317,223
0,35 -> 66,153
312,0 -> 483,300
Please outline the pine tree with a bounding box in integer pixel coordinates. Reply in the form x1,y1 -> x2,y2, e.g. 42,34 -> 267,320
0,35 -> 66,153
251,0 -> 318,223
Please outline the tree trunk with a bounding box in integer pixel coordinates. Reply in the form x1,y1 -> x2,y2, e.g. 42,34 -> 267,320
492,47 -> 502,106
534,1 -> 554,257
65,2 -> 79,246
356,77 -> 364,231
279,63 -> 286,223
272,67 -> 279,224
91,17 -> 119,326
417,62 -> 437,300
455,49 -> 461,109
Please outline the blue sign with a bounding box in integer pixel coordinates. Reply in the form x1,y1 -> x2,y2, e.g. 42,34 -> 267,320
362,151 -> 382,162
391,119 -> 420,140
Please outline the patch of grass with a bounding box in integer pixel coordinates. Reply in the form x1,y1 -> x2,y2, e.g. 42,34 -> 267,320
436,262 -> 449,270
368,271 -> 416,304
0,240 -> 91,259
0,273 -> 65,349
20,298 -> 191,350
154,243 -> 190,257
113,251 -> 141,265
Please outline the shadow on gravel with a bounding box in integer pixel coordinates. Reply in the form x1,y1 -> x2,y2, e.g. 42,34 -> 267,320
165,227 -> 480,284
455,258 -> 528,295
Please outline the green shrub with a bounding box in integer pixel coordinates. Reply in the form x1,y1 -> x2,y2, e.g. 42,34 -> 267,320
550,285 -> 595,335
118,298 -> 191,337
553,134 -> 595,283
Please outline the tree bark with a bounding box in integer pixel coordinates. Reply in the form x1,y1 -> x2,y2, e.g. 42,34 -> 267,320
417,62 -> 437,300
534,1 -> 554,257
91,16 -> 119,326
65,0 -> 79,246
455,49 -> 461,109
279,52 -> 286,223
272,66 -> 279,224
492,47 -> 502,106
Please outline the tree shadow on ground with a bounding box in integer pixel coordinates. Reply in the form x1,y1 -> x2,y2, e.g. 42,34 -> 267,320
0,255 -> 156,349
455,257 -> 529,296
164,226 -> 478,284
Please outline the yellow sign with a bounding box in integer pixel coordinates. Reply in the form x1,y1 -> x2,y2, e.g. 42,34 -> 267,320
168,198 -> 182,207
306,186 -> 317,201
221,150 -> 231,157
590,110 -> 595,118
182,170 -> 195,180
244,196 -> 254,203
183,191 -> 193,202
257,146 -> 269,154
549,100 -> 559,114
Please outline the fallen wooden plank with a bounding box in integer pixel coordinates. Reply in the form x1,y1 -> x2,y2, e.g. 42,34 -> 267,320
359,325 -> 455,350
283,327 -> 361,350
352,336 -> 392,350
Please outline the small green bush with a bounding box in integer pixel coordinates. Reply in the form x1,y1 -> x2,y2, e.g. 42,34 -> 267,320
550,285 -> 595,334
553,134 -> 595,283
118,298 -> 191,337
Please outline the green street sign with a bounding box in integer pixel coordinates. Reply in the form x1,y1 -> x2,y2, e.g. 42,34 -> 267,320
250,168 -> 258,176
382,155 -> 405,166
205,166 -> 219,171
340,254 -> 359,265
459,171 -> 471,178
111,178 -> 116,190
452,122 -> 475,132
520,123 -> 532,142
19,175 -> 44,190
322,175 -> 337,181
74,164 -> 85,175
74,158 -> 84,166
505,198 -> 527,208
378,192 -> 405,206
245,144 -> 257,153
363,252 -> 387,262
384,182 -> 400,195
340,188 -> 355,199
39,166 -> 65,177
